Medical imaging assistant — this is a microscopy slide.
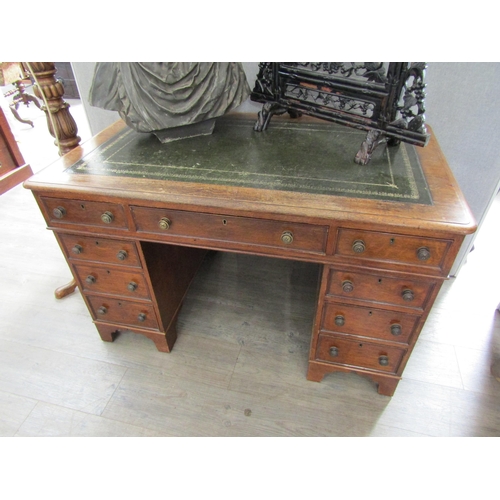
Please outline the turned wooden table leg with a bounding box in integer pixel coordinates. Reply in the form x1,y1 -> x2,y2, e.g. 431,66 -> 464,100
54,278 -> 77,299
25,62 -> 81,155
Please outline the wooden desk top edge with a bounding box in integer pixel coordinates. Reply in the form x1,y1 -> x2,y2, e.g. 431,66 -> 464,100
24,116 -> 477,235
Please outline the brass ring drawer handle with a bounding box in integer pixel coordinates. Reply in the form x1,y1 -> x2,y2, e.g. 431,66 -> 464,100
53,206 -> 66,219
342,280 -> 354,293
329,346 -> 339,357
352,239 -> 366,253
116,250 -> 128,261
391,324 -> 402,336
281,231 -> 294,244
417,246 -> 431,261
402,289 -> 414,301
101,211 -> 114,224
335,315 -> 345,327
379,355 -> 389,366
159,217 -> 171,230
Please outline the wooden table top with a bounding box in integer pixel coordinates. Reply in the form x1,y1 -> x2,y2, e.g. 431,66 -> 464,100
24,113 -> 476,236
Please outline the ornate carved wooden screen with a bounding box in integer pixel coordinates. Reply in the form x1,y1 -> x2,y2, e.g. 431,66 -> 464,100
250,62 -> 430,165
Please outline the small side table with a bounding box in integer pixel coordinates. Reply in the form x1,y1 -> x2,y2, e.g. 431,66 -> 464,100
0,63 -> 41,127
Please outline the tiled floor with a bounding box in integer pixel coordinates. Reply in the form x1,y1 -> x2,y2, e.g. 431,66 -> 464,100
1,92 -> 500,438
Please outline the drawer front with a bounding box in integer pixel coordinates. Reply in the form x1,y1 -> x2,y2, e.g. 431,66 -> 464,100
322,302 -> 418,344
315,333 -> 406,374
131,206 -> 328,255
58,234 -> 141,267
40,197 -> 127,229
74,264 -> 150,300
87,295 -> 158,330
335,228 -> 451,271
326,268 -> 436,310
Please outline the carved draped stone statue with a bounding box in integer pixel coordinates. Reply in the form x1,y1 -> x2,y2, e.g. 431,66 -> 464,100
89,62 -> 251,142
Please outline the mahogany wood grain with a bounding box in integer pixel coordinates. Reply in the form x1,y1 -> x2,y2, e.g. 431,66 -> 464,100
40,197 -> 128,230
54,278 -> 77,299
325,267 -> 438,311
131,205 -> 329,256
73,263 -> 151,300
321,302 -> 419,344
315,332 -> 407,374
87,295 -> 158,329
57,233 -> 142,268
335,228 -> 452,275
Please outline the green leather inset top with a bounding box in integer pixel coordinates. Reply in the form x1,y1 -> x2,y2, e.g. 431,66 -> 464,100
67,116 -> 432,205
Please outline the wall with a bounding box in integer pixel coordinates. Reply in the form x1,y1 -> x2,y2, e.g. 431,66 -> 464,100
71,63 -> 120,135
71,62 -> 500,276
424,63 -> 500,274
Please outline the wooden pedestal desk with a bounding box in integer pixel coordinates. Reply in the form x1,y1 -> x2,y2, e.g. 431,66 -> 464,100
24,115 -> 476,396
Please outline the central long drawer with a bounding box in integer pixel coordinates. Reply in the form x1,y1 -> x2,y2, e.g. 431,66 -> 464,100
131,206 -> 329,255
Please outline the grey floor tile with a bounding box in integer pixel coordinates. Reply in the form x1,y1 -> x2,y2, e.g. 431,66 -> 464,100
16,401 -> 161,437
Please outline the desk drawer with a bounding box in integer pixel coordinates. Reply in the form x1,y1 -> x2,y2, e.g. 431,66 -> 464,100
40,197 -> 128,230
87,295 -> 158,330
335,228 -> 451,272
74,263 -> 150,300
315,333 -> 406,374
131,206 -> 328,254
58,234 -> 141,267
326,268 -> 436,310
321,302 -> 418,344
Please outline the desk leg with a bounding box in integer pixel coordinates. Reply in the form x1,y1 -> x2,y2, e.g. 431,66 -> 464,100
96,323 -> 118,343
307,362 -> 400,396
306,362 -> 327,383
95,323 -> 175,352
372,376 -> 400,397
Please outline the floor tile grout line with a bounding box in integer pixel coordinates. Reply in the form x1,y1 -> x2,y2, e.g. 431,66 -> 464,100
97,366 -> 128,418
7,396 -> 40,438
453,344 -> 466,392
13,397 -> 164,437
226,343 -> 245,392
0,335 -> 137,373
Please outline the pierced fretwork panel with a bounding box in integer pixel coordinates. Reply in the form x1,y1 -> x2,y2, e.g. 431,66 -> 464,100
251,62 -> 430,165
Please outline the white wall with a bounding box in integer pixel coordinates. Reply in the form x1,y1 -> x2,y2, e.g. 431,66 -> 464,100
71,63 -> 120,136
72,62 -> 500,276
424,63 -> 500,274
